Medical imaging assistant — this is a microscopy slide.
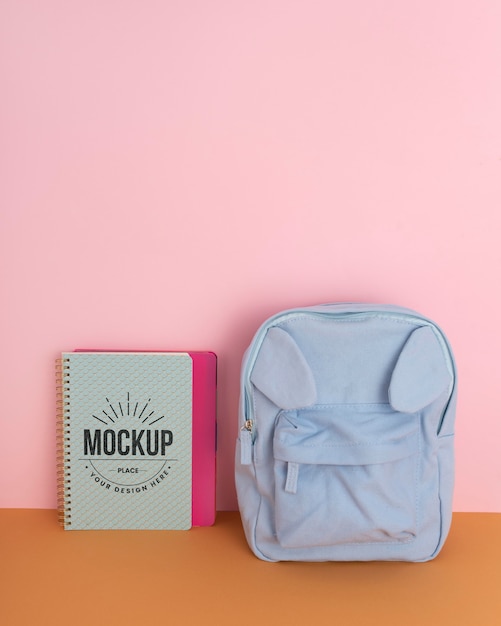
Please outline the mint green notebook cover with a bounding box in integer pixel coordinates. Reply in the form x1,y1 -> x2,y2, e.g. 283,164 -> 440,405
58,352 -> 193,530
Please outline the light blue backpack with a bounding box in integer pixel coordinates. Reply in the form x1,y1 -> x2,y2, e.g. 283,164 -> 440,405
235,304 -> 457,561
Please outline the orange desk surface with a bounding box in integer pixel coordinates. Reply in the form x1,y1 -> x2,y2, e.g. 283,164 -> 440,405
1,511 -> 500,626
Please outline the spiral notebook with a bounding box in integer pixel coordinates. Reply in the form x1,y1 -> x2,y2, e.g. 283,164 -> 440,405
56,351 -> 216,530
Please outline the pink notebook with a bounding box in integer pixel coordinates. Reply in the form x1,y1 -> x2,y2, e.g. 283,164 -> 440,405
189,351 -> 217,526
72,350 -> 217,527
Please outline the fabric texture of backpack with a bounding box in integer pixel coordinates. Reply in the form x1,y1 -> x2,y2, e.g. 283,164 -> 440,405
235,303 -> 457,562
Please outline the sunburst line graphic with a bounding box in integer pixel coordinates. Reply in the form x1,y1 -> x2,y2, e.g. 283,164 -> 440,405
142,410 -> 155,424
137,398 -> 151,421
106,397 -> 120,420
92,394 -> 166,427
92,414 -> 108,425
149,415 -> 165,425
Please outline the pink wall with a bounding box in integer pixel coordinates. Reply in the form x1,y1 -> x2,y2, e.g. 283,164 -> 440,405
1,1 -> 500,512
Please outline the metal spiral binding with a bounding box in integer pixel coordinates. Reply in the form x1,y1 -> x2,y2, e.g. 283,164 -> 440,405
56,358 -> 71,527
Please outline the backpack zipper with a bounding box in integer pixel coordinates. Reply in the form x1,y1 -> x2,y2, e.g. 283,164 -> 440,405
239,419 -> 254,465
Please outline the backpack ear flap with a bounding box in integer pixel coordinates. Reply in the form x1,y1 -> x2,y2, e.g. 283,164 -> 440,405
250,327 -> 317,410
388,326 -> 452,413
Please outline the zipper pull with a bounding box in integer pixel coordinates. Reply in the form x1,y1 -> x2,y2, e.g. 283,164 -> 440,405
240,420 -> 253,465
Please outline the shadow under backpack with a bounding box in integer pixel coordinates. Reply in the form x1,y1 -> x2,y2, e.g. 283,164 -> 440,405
235,304 -> 457,562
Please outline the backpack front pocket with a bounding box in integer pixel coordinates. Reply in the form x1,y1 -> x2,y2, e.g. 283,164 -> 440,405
273,406 -> 419,549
